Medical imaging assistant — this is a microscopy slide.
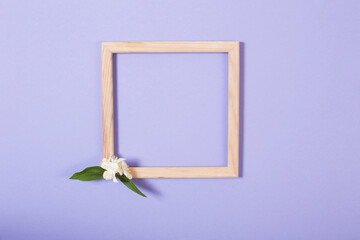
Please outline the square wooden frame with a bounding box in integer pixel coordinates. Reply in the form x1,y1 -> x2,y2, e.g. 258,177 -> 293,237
102,41 -> 240,178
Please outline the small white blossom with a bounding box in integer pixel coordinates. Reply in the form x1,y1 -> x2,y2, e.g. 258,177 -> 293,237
100,156 -> 132,182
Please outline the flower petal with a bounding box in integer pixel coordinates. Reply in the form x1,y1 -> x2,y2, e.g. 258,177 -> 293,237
124,171 -> 132,179
118,167 -> 123,175
103,170 -> 113,180
113,175 -> 119,183
121,161 -> 128,169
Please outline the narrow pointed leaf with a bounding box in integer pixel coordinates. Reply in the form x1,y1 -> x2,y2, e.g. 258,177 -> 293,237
117,174 -> 147,197
70,166 -> 105,181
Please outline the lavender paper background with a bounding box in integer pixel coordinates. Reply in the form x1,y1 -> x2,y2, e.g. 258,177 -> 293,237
1,0 -> 360,239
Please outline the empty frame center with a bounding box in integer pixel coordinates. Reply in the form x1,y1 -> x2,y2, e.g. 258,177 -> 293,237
114,53 -> 228,167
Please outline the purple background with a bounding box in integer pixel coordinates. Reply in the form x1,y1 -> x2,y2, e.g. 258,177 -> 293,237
1,0 -> 359,239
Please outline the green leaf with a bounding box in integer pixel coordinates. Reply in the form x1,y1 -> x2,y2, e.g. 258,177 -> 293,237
70,166 -> 105,181
117,174 -> 147,197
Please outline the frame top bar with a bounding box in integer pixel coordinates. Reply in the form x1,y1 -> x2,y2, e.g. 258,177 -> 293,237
102,41 -> 239,53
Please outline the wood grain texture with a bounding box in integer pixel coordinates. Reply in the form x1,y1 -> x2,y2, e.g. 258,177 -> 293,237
227,42 -> 240,177
130,167 -> 235,178
101,41 -> 240,178
102,45 -> 115,158
102,41 -> 236,53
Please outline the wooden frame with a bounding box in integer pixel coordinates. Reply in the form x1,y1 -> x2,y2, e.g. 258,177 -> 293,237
102,41 -> 240,178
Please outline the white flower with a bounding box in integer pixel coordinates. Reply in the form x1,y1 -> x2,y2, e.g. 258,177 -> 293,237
100,156 -> 132,182
101,156 -> 123,183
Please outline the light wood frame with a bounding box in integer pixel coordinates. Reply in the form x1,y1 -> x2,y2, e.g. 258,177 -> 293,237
102,41 -> 240,178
